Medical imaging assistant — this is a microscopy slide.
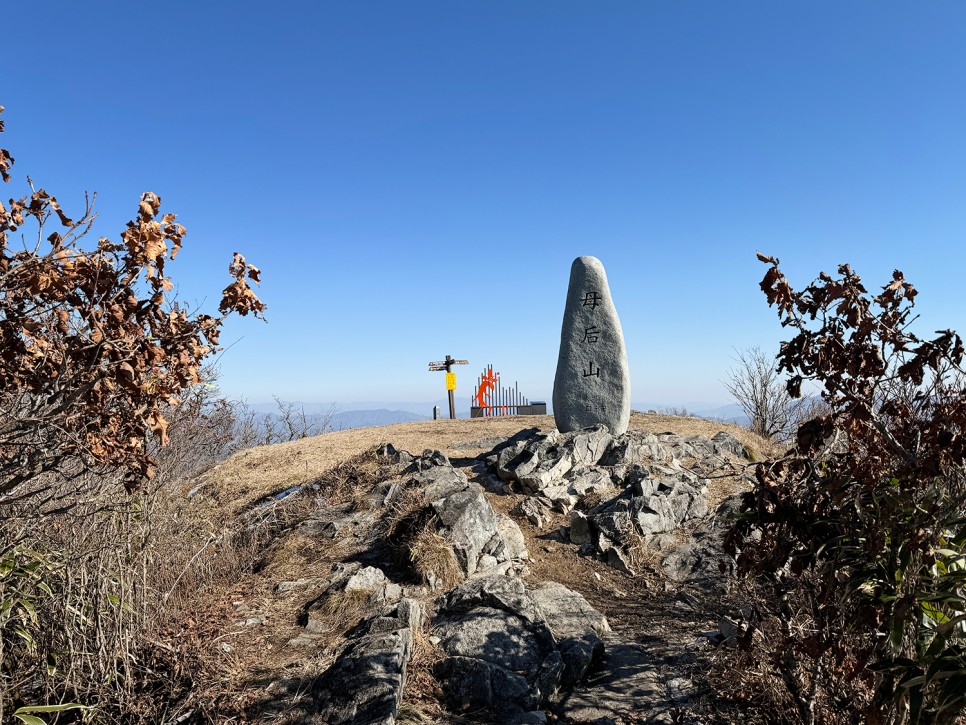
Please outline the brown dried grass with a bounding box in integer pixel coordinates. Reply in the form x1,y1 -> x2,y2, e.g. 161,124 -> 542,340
408,527 -> 462,590
397,625 -> 447,723
310,588 -> 377,633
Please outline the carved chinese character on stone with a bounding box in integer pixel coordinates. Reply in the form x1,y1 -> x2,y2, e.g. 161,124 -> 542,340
552,256 -> 630,436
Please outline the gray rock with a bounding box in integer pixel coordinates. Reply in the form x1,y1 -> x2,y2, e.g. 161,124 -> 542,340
297,505 -> 376,541
344,566 -> 403,602
557,634 -> 605,687
718,615 -> 740,644
559,636 -> 673,724
570,426 -> 615,467
589,493 -> 635,544
433,655 -> 536,713
494,440 -> 532,482
530,581 -> 611,638
376,442 -> 415,467
711,430 -> 750,459
300,564 -> 403,638
402,457 -> 522,579
541,485 -> 578,514
605,547 -> 636,575
517,452 -> 575,492
492,514 -> 530,561
530,582 -> 610,687
515,496 -> 554,529
430,485 -> 498,577
311,598 -> 422,724
434,608 -> 552,680
407,449 -> 451,471
569,511 -> 593,545
344,565 -> 387,591
660,494 -> 742,590
432,575 -> 608,717
584,469 -> 708,571
442,574 -> 541,623
552,256 -> 631,437
494,427 -> 612,492
413,464 -> 468,500
566,466 -> 618,497
600,431 -> 673,467
477,554 -> 499,572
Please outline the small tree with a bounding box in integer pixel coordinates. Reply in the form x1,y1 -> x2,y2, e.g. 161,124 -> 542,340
725,253 -> 966,724
0,105 -> 266,505
724,345 -> 806,440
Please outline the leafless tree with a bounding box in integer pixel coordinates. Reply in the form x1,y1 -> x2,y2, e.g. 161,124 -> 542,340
724,346 -> 810,440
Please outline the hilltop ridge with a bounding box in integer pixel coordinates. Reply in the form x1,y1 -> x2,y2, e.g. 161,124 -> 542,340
178,412 -> 773,722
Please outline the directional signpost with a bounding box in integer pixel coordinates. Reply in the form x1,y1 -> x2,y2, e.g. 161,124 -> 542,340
428,355 -> 469,419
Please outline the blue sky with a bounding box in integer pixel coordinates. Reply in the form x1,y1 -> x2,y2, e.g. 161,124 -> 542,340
4,2 -> 966,409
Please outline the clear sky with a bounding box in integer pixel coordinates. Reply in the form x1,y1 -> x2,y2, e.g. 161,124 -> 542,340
4,2 -> 966,408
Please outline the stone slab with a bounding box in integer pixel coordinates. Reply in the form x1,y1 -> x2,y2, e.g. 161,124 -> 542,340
552,256 -> 630,436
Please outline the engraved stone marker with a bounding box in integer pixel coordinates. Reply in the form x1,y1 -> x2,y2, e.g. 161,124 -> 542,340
552,256 -> 630,436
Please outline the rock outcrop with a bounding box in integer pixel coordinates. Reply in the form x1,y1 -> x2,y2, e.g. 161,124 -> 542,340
405,450 -> 529,582
250,422 -> 753,723
489,427 -> 749,574
311,598 -> 423,724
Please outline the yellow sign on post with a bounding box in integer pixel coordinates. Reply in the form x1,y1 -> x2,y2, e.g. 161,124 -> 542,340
428,356 -> 469,420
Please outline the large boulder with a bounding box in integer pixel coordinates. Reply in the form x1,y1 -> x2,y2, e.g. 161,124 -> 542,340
432,575 -> 608,719
530,582 -> 609,686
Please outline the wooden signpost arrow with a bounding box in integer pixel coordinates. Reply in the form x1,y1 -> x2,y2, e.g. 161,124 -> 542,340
428,355 -> 469,419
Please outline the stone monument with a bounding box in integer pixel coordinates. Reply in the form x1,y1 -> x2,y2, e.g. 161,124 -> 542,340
552,256 -> 631,436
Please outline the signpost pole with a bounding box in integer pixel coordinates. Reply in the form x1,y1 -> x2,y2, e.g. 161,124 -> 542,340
445,355 -> 456,420
427,356 -> 469,421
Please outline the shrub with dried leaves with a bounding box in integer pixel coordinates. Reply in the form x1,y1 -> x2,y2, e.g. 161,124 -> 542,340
724,254 -> 966,724
0,104 -> 265,502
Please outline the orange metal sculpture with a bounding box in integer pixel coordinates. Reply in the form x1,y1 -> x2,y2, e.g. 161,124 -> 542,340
474,367 -> 499,413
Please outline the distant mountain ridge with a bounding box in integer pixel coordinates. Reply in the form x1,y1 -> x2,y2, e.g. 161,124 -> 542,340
330,409 -> 431,430
247,399 -> 748,431
631,402 -> 748,426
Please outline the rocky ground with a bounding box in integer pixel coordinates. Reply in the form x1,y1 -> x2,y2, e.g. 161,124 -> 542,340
184,413 -> 771,724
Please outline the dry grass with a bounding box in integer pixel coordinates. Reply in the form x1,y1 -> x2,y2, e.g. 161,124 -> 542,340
379,485 -> 462,590
312,450 -> 387,504
408,527 -> 462,590
196,416 -> 557,514
309,588 -> 378,633
398,625 -> 448,724
383,486 -> 430,541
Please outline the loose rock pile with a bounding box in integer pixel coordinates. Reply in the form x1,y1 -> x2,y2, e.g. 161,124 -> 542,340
489,425 -> 748,575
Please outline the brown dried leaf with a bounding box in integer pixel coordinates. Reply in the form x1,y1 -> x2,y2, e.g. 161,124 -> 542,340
48,196 -> 73,227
